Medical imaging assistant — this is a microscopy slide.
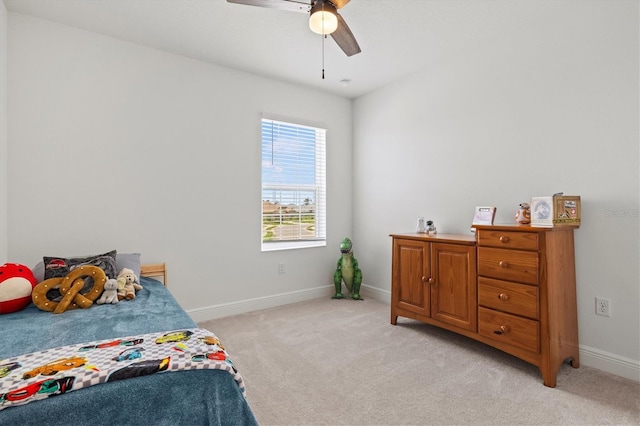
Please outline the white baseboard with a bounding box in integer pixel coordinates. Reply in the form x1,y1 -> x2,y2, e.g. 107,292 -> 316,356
189,284 -> 386,323
187,285 -> 334,323
578,344 -> 640,382
189,283 -> 639,383
361,283 -> 391,303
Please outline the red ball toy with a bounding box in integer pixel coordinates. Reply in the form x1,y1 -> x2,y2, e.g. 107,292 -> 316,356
0,263 -> 38,314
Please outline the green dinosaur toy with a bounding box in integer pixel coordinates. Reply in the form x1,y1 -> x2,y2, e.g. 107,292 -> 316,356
333,237 -> 363,300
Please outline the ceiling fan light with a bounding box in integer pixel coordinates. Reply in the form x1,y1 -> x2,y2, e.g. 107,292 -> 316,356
309,2 -> 338,35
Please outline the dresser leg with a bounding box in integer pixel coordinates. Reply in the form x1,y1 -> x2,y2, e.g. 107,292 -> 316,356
570,355 -> 580,368
542,353 -> 580,387
542,370 -> 557,388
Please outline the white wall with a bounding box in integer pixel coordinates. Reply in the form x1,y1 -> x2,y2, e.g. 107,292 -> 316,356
5,1 -> 638,383
0,1 -> 7,265
353,1 -> 639,381
7,13 -> 352,316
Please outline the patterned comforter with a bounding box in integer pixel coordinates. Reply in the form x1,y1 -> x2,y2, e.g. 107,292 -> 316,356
0,328 -> 244,411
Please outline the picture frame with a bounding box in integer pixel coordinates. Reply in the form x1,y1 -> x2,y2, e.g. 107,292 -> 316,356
472,206 -> 496,226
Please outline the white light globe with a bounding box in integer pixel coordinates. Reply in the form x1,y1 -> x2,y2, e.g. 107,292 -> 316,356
309,10 -> 338,35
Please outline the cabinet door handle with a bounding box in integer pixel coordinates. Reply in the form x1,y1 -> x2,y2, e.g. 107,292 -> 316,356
499,236 -> 509,243
428,277 -> 435,284
498,293 -> 509,301
421,276 -> 427,283
494,325 -> 510,335
499,261 -> 509,268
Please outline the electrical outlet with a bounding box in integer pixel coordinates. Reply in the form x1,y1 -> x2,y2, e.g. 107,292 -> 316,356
595,297 -> 611,317
278,263 -> 285,274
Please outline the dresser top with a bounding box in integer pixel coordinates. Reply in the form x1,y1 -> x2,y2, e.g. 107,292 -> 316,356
472,224 -> 578,232
390,232 -> 476,245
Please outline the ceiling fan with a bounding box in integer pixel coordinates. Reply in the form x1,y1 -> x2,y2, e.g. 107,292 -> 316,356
227,0 -> 361,57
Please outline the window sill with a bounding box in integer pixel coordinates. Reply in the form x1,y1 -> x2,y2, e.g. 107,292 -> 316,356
261,240 -> 326,252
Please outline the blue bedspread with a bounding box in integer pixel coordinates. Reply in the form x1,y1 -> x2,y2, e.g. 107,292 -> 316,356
0,277 -> 258,425
1,277 -> 197,359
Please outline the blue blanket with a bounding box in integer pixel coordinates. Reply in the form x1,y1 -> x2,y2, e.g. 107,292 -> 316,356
1,277 -> 198,359
0,277 -> 257,425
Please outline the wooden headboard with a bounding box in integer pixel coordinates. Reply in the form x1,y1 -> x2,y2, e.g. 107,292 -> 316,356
140,263 -> 167,286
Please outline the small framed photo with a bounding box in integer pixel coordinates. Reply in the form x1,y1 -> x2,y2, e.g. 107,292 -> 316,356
472,206 -> 496,225
531,197 -> 554,227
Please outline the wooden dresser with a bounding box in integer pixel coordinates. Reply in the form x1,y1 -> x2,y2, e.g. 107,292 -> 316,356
390,225 -> 579,387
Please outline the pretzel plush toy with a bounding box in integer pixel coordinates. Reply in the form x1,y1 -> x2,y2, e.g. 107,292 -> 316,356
32,265 -> 107,314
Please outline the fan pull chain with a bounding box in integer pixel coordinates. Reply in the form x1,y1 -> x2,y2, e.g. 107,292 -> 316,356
322,34 -> 325,79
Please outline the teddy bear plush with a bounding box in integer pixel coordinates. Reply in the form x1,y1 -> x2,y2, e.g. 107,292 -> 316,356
96,279 -> 119,305
117,268 -> 143,300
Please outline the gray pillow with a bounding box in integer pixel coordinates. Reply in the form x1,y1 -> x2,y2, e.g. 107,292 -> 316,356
32,261 -> 45,282
116,253 -> 141,278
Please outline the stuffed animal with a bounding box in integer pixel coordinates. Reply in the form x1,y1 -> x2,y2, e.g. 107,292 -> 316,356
0,263 -> 38,314
32,266 -> 106,314
117,268 -> 143,300
96,279 -> 119,305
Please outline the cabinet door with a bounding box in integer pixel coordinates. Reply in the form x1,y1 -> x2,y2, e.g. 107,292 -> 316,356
431,243 -> 477,331
392,238 -> 430,318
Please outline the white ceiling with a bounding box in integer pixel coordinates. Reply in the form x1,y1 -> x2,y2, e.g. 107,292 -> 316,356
4,0 -> 558,99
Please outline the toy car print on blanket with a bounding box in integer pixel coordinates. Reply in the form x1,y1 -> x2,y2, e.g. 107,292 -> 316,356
0,328 -> 244,411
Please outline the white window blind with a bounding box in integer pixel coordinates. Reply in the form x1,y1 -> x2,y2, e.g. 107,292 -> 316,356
261,118 -> 326,251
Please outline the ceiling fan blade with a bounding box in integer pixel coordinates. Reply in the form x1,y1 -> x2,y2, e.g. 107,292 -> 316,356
226,0 -> 311,13
331,13 -> 361,56
330,0 -> 351,9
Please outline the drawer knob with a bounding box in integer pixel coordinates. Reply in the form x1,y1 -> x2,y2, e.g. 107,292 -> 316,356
499,261 -> 509,268
499,236 -> 509,243
498,293 -> 509,301
494,325 -> 510,335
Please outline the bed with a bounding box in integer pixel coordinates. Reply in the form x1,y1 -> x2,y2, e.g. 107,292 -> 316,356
0,261 -> 257,426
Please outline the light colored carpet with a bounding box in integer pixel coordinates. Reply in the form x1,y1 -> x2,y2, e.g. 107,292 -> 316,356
199,297 -> 639,426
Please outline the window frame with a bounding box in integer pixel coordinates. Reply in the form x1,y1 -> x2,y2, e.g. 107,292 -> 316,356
260,116 -> 327,252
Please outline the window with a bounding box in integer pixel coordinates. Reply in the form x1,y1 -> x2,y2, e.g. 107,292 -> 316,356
261,117 -> 326,251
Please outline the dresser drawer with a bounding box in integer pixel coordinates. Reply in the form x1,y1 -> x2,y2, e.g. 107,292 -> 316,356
477,229 -> 538,251
478,277 -> 539,320
478,307 -> 539,353
478,247 -> 539,285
